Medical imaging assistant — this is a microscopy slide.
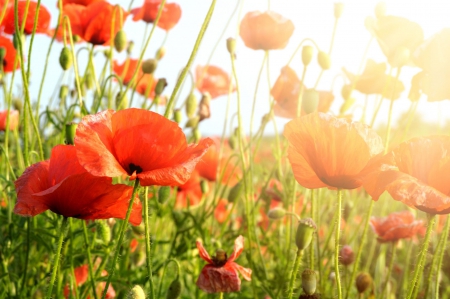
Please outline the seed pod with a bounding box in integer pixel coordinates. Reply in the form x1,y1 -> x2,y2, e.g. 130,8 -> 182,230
96,220 -> 111,244
334,3 -> 344,19
155,78 -> 168,96
317,51 -> 331,70
127,41 -> 135,55
339,245 -> 355,266
302,89 -> 319,114
267,207 -> 286,220
302,45 -> 314,66
156,47 -> 166,60
65,123 -> 78,145
114,30 -> 127,52
185,94 -> 198,118
59,85 -> 69,100
185,116 -> 199,129
59,47 -> 73,71
127,285 -> 146,299
166,278 -> 182,299
356,272 -> 373,293
158,186 -> 171,203
173,109 -> 182,124
142,59 -> 157,74
85,72 -> 94,90
302,269 -> 317,295
193,128 -> 201,143
228,182 -> 243,203
295,218 -> 316,251
226,37 -> 236,54
198,93 -> 211,121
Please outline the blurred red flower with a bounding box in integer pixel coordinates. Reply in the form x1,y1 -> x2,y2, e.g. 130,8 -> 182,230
2,1 -> 50,35
196,65 -> 234,99
364,136 -> 450,214
131,0 -> 181,31
63,264 -> 116,299
370,211 -> 424,242
197,236 -> 252,293
0,35 -> 19,73
75,108 -> 213,187
239,11 -> 294,50
113,59 -> 140,85
14,145 -> 142,225
0,110 -> 19,131
214,199 -> 230,224
135,74 -> 158,99
284,112 -> 386,189
61,0 -> 104,6
175,171 -> 203,208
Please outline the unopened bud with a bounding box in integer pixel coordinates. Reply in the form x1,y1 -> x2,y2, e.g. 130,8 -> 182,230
193,128 -> 201,143
166,278 -> 182,299
65,123 -> 78,145
185,116 -> 199,129
226,37 -> 236,54
228,182 -> 243,203
334,3 -> 344,19
158,186 -> 171,203
267,207 -> 286,220
59,85 -> 69,100
302,45 -> 314,66
302,89 -> 319,114
374,2 -> 387,19
116,92 -> 129,110
59,47 -> 73,71
173,109 -> 182,123
0,47 -> 6,64
114,30 -> 127,52
341,84 -> 352,101
295,218 -> 316,251
318,51 -> 331,70
132,223 -> 145,235
302,269 -> 317,295
185,94 -> 198,118
356,272 -> 373,294
156,47 -> 166,60
199,93 -> 211,121
96,220 -> 111,244
127,285 -> 145,299
127,41 -> 135,55
339,245 -> 355,266
85,72 -> 94,90
12,33 -> 24,50
155,78 -> 167,96
200,180 -> 209,194
142,59 -> 157,74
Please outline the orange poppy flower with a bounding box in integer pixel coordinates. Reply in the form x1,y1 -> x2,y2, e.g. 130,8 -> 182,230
197,236 -> 252,293
342,59 -> 405,100
0,35 -> 19,73
2,1 -> 51,35
370,211 -> 425,243
196,65 -> 234,99
135,74 -> 159,99
0,110 -> 19,131
175,171 -> 203,208
113,58 -> 140,85
74,108 -> 213,187
239,11 -> 294,50
61,0 -> 104,6
14,145 -> 142,225
284,112 -> 385,189
271,66 -> 334,118
214,199 -> 230,223
131,0 -> 182,31
363,136 -> 450,214
63,264 -> 116,299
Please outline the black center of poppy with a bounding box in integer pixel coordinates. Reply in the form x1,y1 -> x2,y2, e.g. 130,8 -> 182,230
129,163 -> 143,175
212,249 -> 228,267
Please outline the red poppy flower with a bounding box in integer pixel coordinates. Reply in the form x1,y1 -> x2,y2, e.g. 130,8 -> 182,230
370,211 -> 425,243
363,136 -> 450,214
74,108 -> 213,187
239,11 -> 294,50
284,112 -> 385,189
196,65 -> 234,99
14,145 -> 142,224
214,199 -> 230,224
0,110 -> 19,131
131,0 -> 181,31
175,171 -> 203,208
130,238 -> 139,253
61,0 -> 104,6
271,66 -> 334,118
0,35 -> 19,73
197,235 -> 252,293
135,74 -> 159,99
113,59 -> 140,85
64,264 -> 115,299
2,1 -> 51,35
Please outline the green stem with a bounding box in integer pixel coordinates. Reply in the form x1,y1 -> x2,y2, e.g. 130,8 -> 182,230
144,187 -> 155,299
407,214 -> 437,299
335,189 -> 343,299
101,179 -> 140,299
435,215 -> 450,298
310,189 -> 315,270
82,221 -> 98,299
218,292 -> 223,299
382,242 -> 397,297
287,249 -> 303,299
424,215 -> 441,299
46,217 -> 68,299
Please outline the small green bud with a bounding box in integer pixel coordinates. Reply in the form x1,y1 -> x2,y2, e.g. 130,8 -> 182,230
302,89 -> 319,114
302,45 -> 314,66
132,223 -> 145,236
85,72 -> 94,90
72,35 -> 81,43
59,47 -> 73,71
114,30 -> 127,52
96,220 -> 111,244
193,128 -> 201,143
340,97 -> 355,114
156,47 -> 166,60
173,109 -> 182,123
185,93 -> 198,118
356,272 -> 373,294
127,285 -> 146,299
166,278 -> 182,299
12,98 -> 22,112
12,33 -> 24,50
341,84 -> 352,101
0,47 -> 6,64
302,269 -> 317,295
155,78 -> 167,96
185,116 -> 199,129
374,2 -> 387,19
158,186 -> 171,203
317,51 -> 331,70
200,180 -> 209,194
334,3 -> 344,19
127,41 -> 135,55
142,59 -> 158,74
226,37 -> 236,54
228,135 -> 237,150
59,85 -> 69,100
228,182 -> 243,203
65,123 -> 78,145
295,218 -> 316,251
267,207 -> 286,220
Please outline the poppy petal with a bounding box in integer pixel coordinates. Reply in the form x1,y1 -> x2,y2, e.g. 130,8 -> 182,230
229,262 -> 252,281
228,235 -> 244,262
197,264 -> 241,293
196,240 -> 213,264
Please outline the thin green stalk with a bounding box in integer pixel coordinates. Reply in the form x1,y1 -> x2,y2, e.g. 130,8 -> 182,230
424,215 -> 442,299
407,214 -> 436,299
20,218 -> 31,297
46,217 -> 69,299
435,215 -> 450,298
382,242 -> 397,297
335,189 -> 343,299
287,249 -> 304,299
249,51 -> 267,142
144,187 -> 155,299
82,221 -> 98,299
101,179 -> 140,299
218,292 -> 223,299
310,190 -> 315,270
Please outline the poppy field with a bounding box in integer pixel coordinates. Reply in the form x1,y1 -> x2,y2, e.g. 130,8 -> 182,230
1,0 -> 450,299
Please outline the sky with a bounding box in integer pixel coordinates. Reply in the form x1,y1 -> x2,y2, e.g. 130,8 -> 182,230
14,0 -> 450,137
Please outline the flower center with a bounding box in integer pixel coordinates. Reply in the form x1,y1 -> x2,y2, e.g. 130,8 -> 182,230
212,249 -> 228,267
129,163 -> 143,175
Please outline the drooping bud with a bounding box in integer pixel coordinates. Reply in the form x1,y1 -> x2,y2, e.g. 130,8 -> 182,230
59,47 -> 73,71
267,207 -> 286,220
65,123 -> 78,145
193,128 -> 201,143
131,223 -> 145,236
185,93 -> 198,118
85,72 -> 94,90
301,269 -> 317,295
339,245 -> 355,266
156,47 -> 166,60
59,85 -> 69,100
295,218 -> 316,251
374,2 -> 387,19
142,59 -> 158,74
341,84 -> 352,101
302,89 -> 319,114
200,180 -> 209,194
226,37 -> 236,54
334,3 -> 344,19
114,30 -> 127,52
173,109 -> 182,124
158,186 -> 171,203
198,93 -> 211,121
356,272 -> 373,294
166,277 -> 182,299
127,285 -> 146,299
127,41 -> 135,55
302,45 -> 314,66
155,78 -> 168,96
228,182 -> 243,203
318,51 -> 331,70
185,116 -> 199,129
96,220 -> 111,244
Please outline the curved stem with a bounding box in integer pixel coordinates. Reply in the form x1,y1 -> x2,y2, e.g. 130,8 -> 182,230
435,215 -> 450,298
46,217 -> 68,299
82,221 -> 98,299
335,189 -> 343,299
101,179 -> 140,299
144,187 -> 155,299
287,249 -> 304,299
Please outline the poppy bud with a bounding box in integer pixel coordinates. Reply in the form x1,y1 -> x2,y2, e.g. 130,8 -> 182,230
228,182 -> 243,203
132,223 -> 145,235
133,248 -> 146,267
12,98 -> 22,112
116,92 -> 129,110
317,51 -> 331,70
339,245 -> 354,266
302,269 -> 317,295
193,128 -> 201,143
159,186 -> 171,203
185,116 -> 199,129
200,180 -> 209,194
341,84 -> 352,101
114,30 -> 127,53
12,33 -> 24,50
155,78 -> 167,96
374,2 -> 387,19
226,37 -> 236,54
127,41 -> 135,55
65,123 -> 78,145
334,3 -> 344,19
142,59 -> 157,74
59,85 -> 69,100
96,220 -> 111,244
267,207 -> 286,220
59,47 -> 73,71
173,109 -> 182,124
302,89 -> 319,114
390,46 -> 410,68
85,72 -> 94,90
340,98 -> 355,114
356,272 -> 373,294
156,47 -> 166,60
72,35 -> 81,43
185,94 -> 198,118
199,93 -> 211,121
166,277 -> 182,299
0,47 -> 6,64
103,49 -> 112,58
302,45 -> 314,66
127,285 -> 145,299
295,218 -> 316,251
